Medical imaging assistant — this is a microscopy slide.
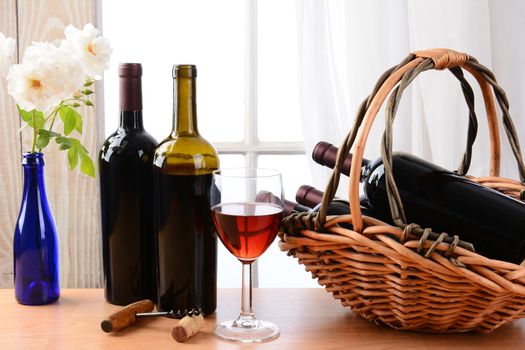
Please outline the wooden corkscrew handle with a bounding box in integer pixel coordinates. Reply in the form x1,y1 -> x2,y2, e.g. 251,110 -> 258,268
101,299 -> 155,333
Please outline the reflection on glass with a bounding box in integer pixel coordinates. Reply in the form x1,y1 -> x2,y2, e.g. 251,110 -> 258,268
211,168 -> 282,342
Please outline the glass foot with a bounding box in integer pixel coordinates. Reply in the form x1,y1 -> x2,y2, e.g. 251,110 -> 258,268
214,316 -> 280,343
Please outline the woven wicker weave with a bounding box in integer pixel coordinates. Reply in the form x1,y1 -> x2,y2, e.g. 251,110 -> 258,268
279,48 -> 525,333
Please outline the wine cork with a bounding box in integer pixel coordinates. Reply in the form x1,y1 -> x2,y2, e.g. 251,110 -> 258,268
171,314 -> 205,343
100,299 -> 155,333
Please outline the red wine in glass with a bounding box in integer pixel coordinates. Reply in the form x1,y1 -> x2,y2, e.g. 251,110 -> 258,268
211,167 -> 282,343
212,202 -> 282,263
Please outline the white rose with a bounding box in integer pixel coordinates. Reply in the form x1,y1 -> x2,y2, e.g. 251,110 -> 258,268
7,42 -> 84,112
0,32 -> 16,77
62,23 -> 112,80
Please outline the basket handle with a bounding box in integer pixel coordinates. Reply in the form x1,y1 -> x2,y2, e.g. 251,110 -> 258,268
318,50 -> 481,228
413,49 -> 501,175
340,48 -> 525,234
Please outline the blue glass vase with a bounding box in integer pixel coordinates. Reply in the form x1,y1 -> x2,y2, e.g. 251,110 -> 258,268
13,152 -> 60,305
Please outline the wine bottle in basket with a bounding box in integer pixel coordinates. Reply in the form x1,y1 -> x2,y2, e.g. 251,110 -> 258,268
312,141 -> 525,264
255,190 -> 311,216
284,201 -> 311,216
256,187 -> 371,218
99,63 -> 158,305
294,185 -> 382,229
295,185 -> 376,217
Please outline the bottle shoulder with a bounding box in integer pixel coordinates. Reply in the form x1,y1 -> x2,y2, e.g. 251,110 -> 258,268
103,129 -> 157,148
99,130 -> 158,162
153,134 -> 219,175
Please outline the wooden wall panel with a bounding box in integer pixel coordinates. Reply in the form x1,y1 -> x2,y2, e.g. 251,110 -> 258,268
0,0 -> 22,288
10,0 -> 103,288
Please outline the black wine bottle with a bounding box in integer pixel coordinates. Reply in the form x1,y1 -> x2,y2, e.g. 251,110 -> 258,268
312,141 -> 525,264
99,63 -> 158,305
295,185 -> 377,217
254,190 -> 310,216
153,65 -> 219,315
284,201 -> 311,216
291,185 -> 373,230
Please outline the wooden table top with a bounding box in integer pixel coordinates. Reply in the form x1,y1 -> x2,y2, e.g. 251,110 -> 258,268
0,288 -> 524,349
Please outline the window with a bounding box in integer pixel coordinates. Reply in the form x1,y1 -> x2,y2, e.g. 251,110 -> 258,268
102,0 -> 318,287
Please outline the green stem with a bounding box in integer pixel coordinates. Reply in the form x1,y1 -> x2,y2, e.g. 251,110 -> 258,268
31,110 -> 37,154
63,97 -> 85,103
48,109 -> 59,132
44,108 -> 58,124
46,103 -> 68,133
43,105 -> 61,125
30,92 -> 92,154
45,98 -> 88,130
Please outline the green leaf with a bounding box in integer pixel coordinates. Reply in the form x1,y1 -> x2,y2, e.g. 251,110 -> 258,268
82,89 -> 94,95
35,132 -> 50,149
40,129 -> 61,138
66,138 -> 94,177
56,136 -> 71,145
34,112 -> 45,129
79,151 -> 95,177
59,106 -> 82,136
59,142 -> 71,150
75,111 -> 83,134
36,129 -> 63,150
69,138 -> 81,147
18,107 -> 45,129
56,135 -> 72,150
59,107 -> 76,135
67,146 -> 78,169
17,106 -> 33,122
84,80 -> 94,87
71,103 -> 81,108
85,100 -> 93,107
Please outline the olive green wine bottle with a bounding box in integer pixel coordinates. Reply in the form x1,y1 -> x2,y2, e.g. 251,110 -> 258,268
153,65 -> 219,315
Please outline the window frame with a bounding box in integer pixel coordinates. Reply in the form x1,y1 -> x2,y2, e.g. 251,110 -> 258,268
214,0 -> 304,161
213,0 -> 304,286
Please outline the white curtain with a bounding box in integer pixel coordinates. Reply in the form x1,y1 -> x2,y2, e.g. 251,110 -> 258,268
298,0 -> 525,197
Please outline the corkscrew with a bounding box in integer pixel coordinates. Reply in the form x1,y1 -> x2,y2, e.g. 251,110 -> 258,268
100,299 -> 202,333
136,308 -> 202,319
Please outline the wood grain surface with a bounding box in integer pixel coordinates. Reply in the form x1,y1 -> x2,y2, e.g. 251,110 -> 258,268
0,0 -> 103,288
0,288 -> 524,350
0,0 -> 22,287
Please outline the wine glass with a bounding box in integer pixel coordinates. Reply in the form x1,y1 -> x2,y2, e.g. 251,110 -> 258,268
211,168 -> 283,343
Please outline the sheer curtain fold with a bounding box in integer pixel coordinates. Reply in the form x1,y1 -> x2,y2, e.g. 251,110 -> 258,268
298,0 -> 525,195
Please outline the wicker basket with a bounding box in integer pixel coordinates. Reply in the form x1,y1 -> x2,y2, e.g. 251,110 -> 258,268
279,48 -> 525,333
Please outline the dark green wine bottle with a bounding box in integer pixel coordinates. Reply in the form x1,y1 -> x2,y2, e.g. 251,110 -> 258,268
99,63 -> 158,305
153,65 -> 219,315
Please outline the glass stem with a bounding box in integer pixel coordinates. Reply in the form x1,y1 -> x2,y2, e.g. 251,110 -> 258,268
240,263 -> 254,319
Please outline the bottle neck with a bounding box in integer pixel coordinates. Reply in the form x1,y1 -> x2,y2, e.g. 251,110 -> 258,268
284,200 -> 310,216
119,111 -> 144,131
172,76 -> 198,136
119,70 -> 143,131
296,185 -> 324,208
311,141 -> 371,181
22,153 -> 47,199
